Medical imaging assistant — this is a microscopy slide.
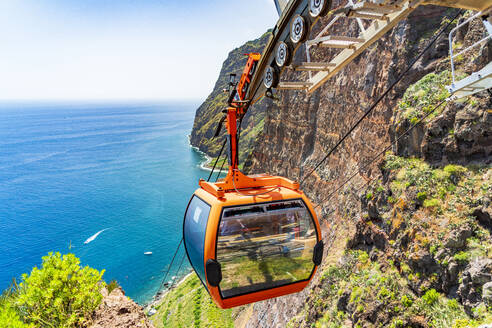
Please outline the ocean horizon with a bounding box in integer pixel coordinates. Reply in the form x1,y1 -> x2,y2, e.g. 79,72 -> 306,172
0,101 -> 211,304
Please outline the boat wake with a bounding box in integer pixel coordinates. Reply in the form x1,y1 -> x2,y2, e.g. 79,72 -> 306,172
84,228 -> 109,244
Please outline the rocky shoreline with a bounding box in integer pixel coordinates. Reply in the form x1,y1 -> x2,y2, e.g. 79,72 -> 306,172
145,271 -> 194,314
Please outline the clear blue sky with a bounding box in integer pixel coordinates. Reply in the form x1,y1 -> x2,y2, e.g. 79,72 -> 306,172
0,1 -> 277,101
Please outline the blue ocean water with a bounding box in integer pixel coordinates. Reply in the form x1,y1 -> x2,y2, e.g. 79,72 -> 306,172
0,102 -> 212,304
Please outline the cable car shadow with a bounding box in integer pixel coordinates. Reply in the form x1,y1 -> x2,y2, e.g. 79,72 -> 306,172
258,260 -> 273,284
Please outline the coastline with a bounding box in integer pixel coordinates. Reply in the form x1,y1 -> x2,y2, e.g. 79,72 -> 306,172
144,136 -> 207,312
146,135 -> 226,310
199,154 -> 214,172
146,271 -> 194,312
187,134 -> 223,173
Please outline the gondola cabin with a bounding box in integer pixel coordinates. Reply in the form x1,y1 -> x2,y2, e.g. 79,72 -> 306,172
183,173 -> 323,309
183,53 -> 323,309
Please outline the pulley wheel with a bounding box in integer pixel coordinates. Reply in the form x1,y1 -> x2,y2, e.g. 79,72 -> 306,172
290,14 -> 308,44
309,0 -> 331,17
275,41 -> 292,67
263,66 -> 279,89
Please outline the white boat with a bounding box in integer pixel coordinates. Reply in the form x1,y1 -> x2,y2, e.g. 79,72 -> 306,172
144,251 -> 153,255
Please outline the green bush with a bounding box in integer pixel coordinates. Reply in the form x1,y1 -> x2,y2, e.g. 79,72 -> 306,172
398,71 -> 451,122
350,286 -> 363,304
424,198 -> 440,208
107,279 -> 120,294
16,252 -> 105,327
357,251 -> 369,264
422,289 -> 440,305
410,116 -> 419,125
453,251 -> 470,264
443,165 -> 466,180
378,286 -> 391,300
447,299 -> 460,310
401,294 -> 413,308
0,304 -> 32,328
417,191 -> 427,202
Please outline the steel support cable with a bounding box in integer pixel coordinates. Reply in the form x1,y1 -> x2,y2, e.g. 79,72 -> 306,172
206,139 -> 227,182
170,253 -> 187,289
232,115 -> 278,196
215,157 -> 227,182
237,116 -> 243,168
313,99 -> 447,210
299,9 -> 463,186
153,237 -> 183,302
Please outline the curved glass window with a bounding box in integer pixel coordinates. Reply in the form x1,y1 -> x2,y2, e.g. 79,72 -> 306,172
216,199 -> 317,298
184,196 -> 211,287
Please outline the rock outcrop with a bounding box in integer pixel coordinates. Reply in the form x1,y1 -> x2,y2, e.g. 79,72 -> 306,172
190,5 -> 492,328
189,31 -> 271,164
91,287 -> 154,328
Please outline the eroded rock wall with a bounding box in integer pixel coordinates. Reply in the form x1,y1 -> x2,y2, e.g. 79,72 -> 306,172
242,5 -> 491,327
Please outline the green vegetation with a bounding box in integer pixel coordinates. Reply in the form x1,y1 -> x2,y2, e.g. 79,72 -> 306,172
0,252 -> 105,328
237,116 -> 266,170
401,294 -> 413,308
423,198 -> 440,208
383,153 -> 492,266
0,304 -> 31,328
384,154 -> 485,217
193,287 -> 202,327
205,156 -> 228,171
453,251 -> 470,264
311,251 -> 414,327
191,31 -> 270,167
416,191 -> 427,202
397,70 -> 451,122
422,288 -> 439,305
107,279 -> 120,294
289,250 -> 491,328
286,149 -> 491,327
152,274 -> 235,328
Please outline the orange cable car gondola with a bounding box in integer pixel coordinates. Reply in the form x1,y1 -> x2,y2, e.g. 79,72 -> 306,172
183,53 -> 323,309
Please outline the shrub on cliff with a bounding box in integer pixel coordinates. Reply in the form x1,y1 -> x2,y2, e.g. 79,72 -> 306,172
397,70 -> 451,122
4,252 -> 105,327
0,304 -> 32,328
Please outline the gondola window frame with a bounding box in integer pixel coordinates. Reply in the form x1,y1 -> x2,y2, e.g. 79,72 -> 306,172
214,198 -> 319,299
183,194 -> 212,290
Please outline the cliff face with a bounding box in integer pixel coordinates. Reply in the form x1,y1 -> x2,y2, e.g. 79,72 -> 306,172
241,6 -> 492,328
190,4 -> 492,327
189,31 -> 271,166
91,287 -> 154,328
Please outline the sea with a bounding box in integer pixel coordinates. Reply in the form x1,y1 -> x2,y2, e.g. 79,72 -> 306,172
0,102 -> 214,304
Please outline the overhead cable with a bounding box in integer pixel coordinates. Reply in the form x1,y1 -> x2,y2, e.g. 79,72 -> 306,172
299,10 -> 463,185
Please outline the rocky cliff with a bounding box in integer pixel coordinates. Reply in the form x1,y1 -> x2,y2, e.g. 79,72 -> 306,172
91,287 -> 154,328
189,5 -> 492,327
189,31 -> 271,168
